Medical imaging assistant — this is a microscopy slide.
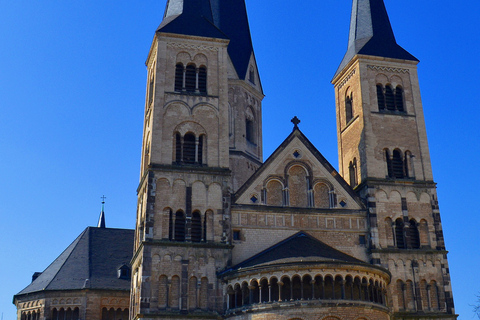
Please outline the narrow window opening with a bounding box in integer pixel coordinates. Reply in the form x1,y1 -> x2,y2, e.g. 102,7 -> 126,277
185,65 -> 196,92
377,84 -> 386,111
183,133 -> 196,164
395,86 -> 405,112
392,149 -> 405,178
395,219 -> 406,249
198,135 -> 203,164
174,211 -> 186,242
385,85 -> 395,111
345,93 -> 353,123
408,219 -> 420,249
385,149 -> 393,178
349,158 -> 358,187
175,133 -> 182,163
175,63 -> 184,92
246,119 -> 255,144
198,66 -> 207,93
249,67 -> 255,84
191,211 -> 202,242
148,77 -> 154,105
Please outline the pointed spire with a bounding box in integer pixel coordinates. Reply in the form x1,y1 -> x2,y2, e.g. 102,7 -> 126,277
210,0 -> 255,79
97,196 -> 106,228
334,0 -> 418,78
157,0 -> 227,40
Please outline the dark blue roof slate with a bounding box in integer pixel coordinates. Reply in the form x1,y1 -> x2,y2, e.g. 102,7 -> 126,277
157,0 -> 228,40
334,0 -> 418,78
15,227 -> 134,296
221,232 -> 363,274
210,0 -> 255,79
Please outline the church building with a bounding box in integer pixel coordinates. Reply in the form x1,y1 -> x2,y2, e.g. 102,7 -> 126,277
14,0 -> 457,319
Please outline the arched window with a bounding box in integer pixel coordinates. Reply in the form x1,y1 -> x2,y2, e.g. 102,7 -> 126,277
185,64 -> 196,92
175,133 -> 182,163
198,135 -> 204,164
191,211 -> 202,242
174,211 -> 186,242
349,158 -> 357,187
407,219 -> 420,249
183,133 -> 196,164
246,119 -> 254,143
392,149 -> 405,178
385,85 -> 395,111
175,63 -> 184,92
385,149 -> 393,178
148,76 -> 154,105
292,276 -> 302,300
345,93 -> 353,123
288,165 -> 309,207
377,84 -> 386,111
198,66 -> 207,93
314,183 -> 330,208
266,180 -> 283,206
395,218 -> 406,249
395,86 -> 405,112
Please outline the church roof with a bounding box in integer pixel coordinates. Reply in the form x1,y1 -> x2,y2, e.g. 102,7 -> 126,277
210,0 -> 255,79
220,231 -> 363,274
334,0 -> 418,78
158,0 -> 255,80
15,227 -> 134,297
157,0 -> 228,40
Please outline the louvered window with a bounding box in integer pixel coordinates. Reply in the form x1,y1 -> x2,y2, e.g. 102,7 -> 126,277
198,67 -> 207,93
395,86 -> 405,112
174,211 -> 186,242
377,85 -> 385,111
385,85 -> 395,111
392,149 -> 404,178
183,133 -> 196,164
185,65 -> 196,92
191,211 -> 202,242
175,63 -> 184,92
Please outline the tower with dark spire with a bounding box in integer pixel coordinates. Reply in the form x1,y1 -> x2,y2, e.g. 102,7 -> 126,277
131,0 -> 262,318
332,0 -> 456,317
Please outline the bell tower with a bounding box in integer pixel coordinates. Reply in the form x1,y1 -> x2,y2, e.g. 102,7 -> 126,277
131,0 -> 262,319
332,0 -> 456,317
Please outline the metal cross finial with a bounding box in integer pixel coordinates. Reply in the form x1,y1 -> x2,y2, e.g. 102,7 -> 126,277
101,195 -> 106,204
291,116 -> 301,129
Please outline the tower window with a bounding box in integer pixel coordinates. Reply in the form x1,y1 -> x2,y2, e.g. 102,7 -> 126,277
345,93 -> 353,123
174,211 -> 186,242
185,65 -> 196,92
174,132 -> 205,166
395,218 -> 406,249
385,85 -> 395,111
377,84 -> 386,111
198,66 -> 207,93
349,158 -> 358,187
175,63 -> 184,92
407,219 -> 420,249
191,211 -> 202,242
246,119 -> 254,143
392,149 -> 405,178
245,107 -> 256,144
395,86 -> 405,112
377,84 -> 406,113
148,76 -> 154,105
183,133 -> 196,164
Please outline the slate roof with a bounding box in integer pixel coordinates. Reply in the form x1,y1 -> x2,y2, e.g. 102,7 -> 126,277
334,0 -> 418,78
15,227 -> 134,296
220,231 -> 364,275
158,0 -> 255,80
157,0 -> 227,40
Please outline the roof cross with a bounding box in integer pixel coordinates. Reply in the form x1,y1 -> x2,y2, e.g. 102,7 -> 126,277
291,116 -> 301,129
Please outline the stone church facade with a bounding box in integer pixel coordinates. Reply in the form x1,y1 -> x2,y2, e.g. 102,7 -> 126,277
14,0 -> 457,320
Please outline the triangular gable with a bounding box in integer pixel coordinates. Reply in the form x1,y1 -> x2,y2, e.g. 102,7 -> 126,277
235,128 -> 364,210
220,231 -> 364,275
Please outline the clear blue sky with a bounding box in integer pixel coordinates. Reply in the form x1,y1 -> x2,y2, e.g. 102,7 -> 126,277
1,1 -> 478,319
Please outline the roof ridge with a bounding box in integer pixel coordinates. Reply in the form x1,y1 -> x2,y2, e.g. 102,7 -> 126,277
45,228 -> 90,290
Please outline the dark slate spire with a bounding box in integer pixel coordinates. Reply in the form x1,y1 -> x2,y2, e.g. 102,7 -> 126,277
210,0 -> 255,79
157,0 -> 227,40
97,196 -> 106,228
334,0 -> 418,77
